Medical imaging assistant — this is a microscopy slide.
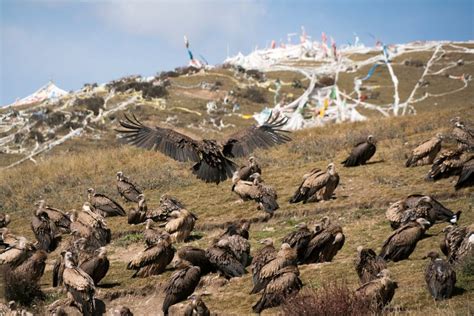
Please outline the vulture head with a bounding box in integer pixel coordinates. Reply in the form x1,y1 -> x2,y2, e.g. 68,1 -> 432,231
87,188 -> 96,198
82,202 -> 94,212
240,219 -> 251,231
435,132 -> 444,140
34,199 -> 46,208
145,218 -> 155,230
320,216 -> 331,228
356,245 -> 364,254
69,210 -> 79,222
112,306 -> 133,316
3,214 -> 10,226
450,211 -> 462,224
259,238 -> 274,246
249,172 -> 263,184
294,222 -> 308,230
367,135 -> 376,144
327,162 -> 336,175
16,236 -> 28,250
249,156 -> 258,165
422,251 -> 440,261
416,218 -> 431,229
280,243 -> 292,251
97,247 -> 107,258
64,251 -> 76,268
116,171 -> 124,180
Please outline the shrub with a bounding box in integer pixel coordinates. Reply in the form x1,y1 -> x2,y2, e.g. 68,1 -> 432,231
74,96 -> 105,115
240,87 -> 267,103
281,282 -> 375,316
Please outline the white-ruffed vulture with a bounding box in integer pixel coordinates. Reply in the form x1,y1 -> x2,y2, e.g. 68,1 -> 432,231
289,163 -> 339,203
355,246 -> 387,284
206,238 -> 246,279
342,135 -> 376,167
426,148 -> 470,181
87,188 -> 126,217
63,251 -> 96,316
31,209 -> 61,252
34,200 -> 71,234
355,269 -> 398,310
302,217 -> 345,264
162,265 -> 202,316
183,294 -> 210,316
117,113 -> 290,184
127,233 -> 175,277
379,218 -> 431,262
424,252 -> 456,300
117,171 -> 142,202
455,156 -> 473,190
406,133 -> 442,167
250,238 -> 277,291
440,224 -> 474,264
0,213 -> 10,228
385,194 -> 461,229
281,223 -> 313,263
79,247 -> 110,285
252,265 -> 302,314
235,156 -> 262,181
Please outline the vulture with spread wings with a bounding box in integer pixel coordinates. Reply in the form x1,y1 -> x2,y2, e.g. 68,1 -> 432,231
117,113 -> 291,184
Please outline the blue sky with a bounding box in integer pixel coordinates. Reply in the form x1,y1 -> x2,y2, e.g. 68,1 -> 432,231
1,0 -> 473,105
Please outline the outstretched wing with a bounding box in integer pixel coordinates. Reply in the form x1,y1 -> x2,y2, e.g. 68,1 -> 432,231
222,114 -> 291,158
117,113 -> 201,162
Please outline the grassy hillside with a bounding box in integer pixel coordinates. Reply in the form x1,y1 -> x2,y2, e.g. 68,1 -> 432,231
0,43 -> 473,315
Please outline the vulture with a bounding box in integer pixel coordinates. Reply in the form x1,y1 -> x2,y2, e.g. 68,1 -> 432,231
424,252 -> 456,300
232,173 -> 279,214
251,243 -> 297,294
112,306 -> 134,316
165,208 -> 197,243
303,217 -> 345,264
217,234 -> 251,267
426,148 -> 470,181
162,265 -> 202,316
0,237 -> 31,265
87,188 -> 126,217
128,194 -> 148,224
35,200 -> 71,233
183,294 -> 210,316
355,246 -> 387,284
379,218 -> 431,262
252,265 -> 303,314
342,135 -> 376,167
146,194 -> 186,221
116,171 -> 142,202
289,163 -> 339,204
177,246 -> 213,274
385,194 -> 461,229
355,269 -> 398,310
235,156 -> 262,181
455,156 -> 473,190
206,238 -> 246,279
281,223 -> 313,263
440,224 -> 474,264
220,220 -> 251,240
79,247 -> 110,285
63,251 -> 96,316
0,213 -> 11,228
52,251 -> 68,287
70,203 -> 111,248
11,249 -> 47,283
116,113 -> 290,184
451,119 -> 474,151
127,233 -> 175,277
250,238 -> 277,290
31,209 -> 61,252
405,133 -> 443,167
144,219 -> 166,246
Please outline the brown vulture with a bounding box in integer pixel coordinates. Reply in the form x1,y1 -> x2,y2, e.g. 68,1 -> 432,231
235,156 -> 262,181
379,218 -> 431,262
63,251 -> 96,316
250,238 -> 277,291
455,156 -> 473,190
116,171 -> 142,202
177,246 -> 213,274
128,194 -> 148,224
34,200 -> 71,234
220,220 -> 251,240
423,252 -> 456,300
251,243 -> 297,294
0,237 -> 31,265
217,234 -> 251,267
143,219 -> 165,246
232,173 -> 279,214
440,224 -> 474,264
355,269 -> 398,310
355,246 -> 387,284
31,209 -> 61,252
162,265 -> 202,315
385,194 -> 461,229
116,113 -> 290,184
302,217 -> 345,264
426,148 -> 470,181
112,306 -> 134,316
341,135 -> 376,167
79,247 -> 110,285
183,294 -> 210,316
451,119 -> 474,151
289,163 -> 339,203
87,188 -> 126,217
405,133 -> 442,167
252,265 -> 303,314
206,238 -> 246,279
127,233 -> 175,278
281,223 -> 313,263
165,208 -> 197,243
11,249 -> 47,283
0,212 -> 10,228
147,194 -> 187,222
70,203 -> 111,248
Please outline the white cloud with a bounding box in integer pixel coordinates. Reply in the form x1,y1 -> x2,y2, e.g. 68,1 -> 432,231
95,0 -> 268,47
